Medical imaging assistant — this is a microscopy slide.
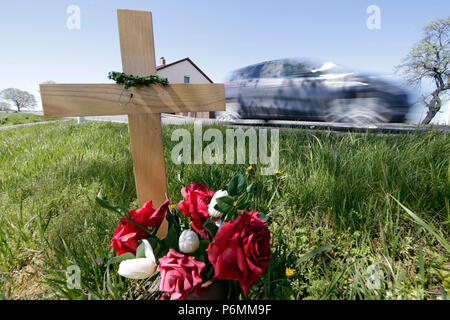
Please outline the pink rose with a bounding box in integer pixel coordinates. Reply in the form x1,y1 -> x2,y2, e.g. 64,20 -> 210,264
158,249 -> 205,300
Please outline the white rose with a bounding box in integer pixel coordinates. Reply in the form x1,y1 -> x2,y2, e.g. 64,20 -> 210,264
208,190 -> 229,218
118,239 -> 157,280
178,230 -> 200,253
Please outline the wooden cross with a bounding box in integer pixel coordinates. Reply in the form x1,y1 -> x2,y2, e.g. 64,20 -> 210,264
40,9 -> 225,238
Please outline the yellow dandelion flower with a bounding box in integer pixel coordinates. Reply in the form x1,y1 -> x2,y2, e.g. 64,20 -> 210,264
286,267 -> 295,277
309,125 -> 316,129
274,170 -> 284,176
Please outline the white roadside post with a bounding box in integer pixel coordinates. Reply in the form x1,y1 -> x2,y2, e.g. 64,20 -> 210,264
447,101 -> 450,125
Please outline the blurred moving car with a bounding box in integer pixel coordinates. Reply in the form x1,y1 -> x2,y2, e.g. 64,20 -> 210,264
214,58 -> 411,124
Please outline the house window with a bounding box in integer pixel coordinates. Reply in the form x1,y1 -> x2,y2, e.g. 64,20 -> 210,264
184,76 -> 190,84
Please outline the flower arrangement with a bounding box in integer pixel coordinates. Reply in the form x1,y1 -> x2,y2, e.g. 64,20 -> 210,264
97,174 -> 271,300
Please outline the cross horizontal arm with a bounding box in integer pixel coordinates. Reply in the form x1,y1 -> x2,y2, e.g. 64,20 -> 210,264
40,83 -> 225,117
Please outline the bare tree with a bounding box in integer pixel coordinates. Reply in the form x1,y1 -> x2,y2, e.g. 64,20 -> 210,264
0,88 -> 37,113
396,17 -> 449,125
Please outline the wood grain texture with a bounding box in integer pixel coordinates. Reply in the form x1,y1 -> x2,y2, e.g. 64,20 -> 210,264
127,112 -> 169,207
117,9 -> 156,75
40,83 -> 225,117
117,9 -> 168,238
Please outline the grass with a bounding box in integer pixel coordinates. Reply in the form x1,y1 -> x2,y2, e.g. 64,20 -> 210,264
0,112 -> 62,127
0,121 -> 448,300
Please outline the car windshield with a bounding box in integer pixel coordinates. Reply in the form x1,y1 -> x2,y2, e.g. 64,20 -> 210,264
228,59 -> 343,81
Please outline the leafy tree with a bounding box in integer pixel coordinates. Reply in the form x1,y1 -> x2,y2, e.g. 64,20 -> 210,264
0,88 -> 37,112
0,100 -> 11,111
396,17 -> 449,125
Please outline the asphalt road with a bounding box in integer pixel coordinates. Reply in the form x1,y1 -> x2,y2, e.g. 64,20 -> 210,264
25,111 -> 450,133
0,120 -> 71,131
77,114 -> 450,133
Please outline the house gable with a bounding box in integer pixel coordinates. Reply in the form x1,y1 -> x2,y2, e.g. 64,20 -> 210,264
156,58 -> 213,84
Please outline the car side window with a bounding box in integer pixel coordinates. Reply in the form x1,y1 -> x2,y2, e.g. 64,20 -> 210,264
230,65 -> 262,80
282,62 -> 315,78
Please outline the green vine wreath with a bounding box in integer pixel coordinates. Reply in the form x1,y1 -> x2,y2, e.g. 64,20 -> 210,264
108,71 -> 169,106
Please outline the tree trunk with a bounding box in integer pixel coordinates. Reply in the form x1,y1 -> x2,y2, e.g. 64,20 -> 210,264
421,89 -> 442,125
421,110 -> 438,125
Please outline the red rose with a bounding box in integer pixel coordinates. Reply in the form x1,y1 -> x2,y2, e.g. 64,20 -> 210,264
207,211 -> 271,296
110,200 -> 170,256
157,249 -> 205,300
177,183 -> 215,239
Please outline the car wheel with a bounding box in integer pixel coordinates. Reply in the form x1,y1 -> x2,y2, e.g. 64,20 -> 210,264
215,102 -> 242,121
324,97 -> 391,125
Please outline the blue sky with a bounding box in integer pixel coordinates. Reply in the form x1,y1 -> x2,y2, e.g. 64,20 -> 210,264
0,0 -> 448,123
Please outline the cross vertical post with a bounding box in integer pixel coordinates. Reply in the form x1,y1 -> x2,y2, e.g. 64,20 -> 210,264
117,9 -> 168,237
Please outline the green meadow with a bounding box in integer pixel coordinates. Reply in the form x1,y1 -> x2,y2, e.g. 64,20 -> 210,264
0,112 -> 61,127
0,121 -> 448,299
